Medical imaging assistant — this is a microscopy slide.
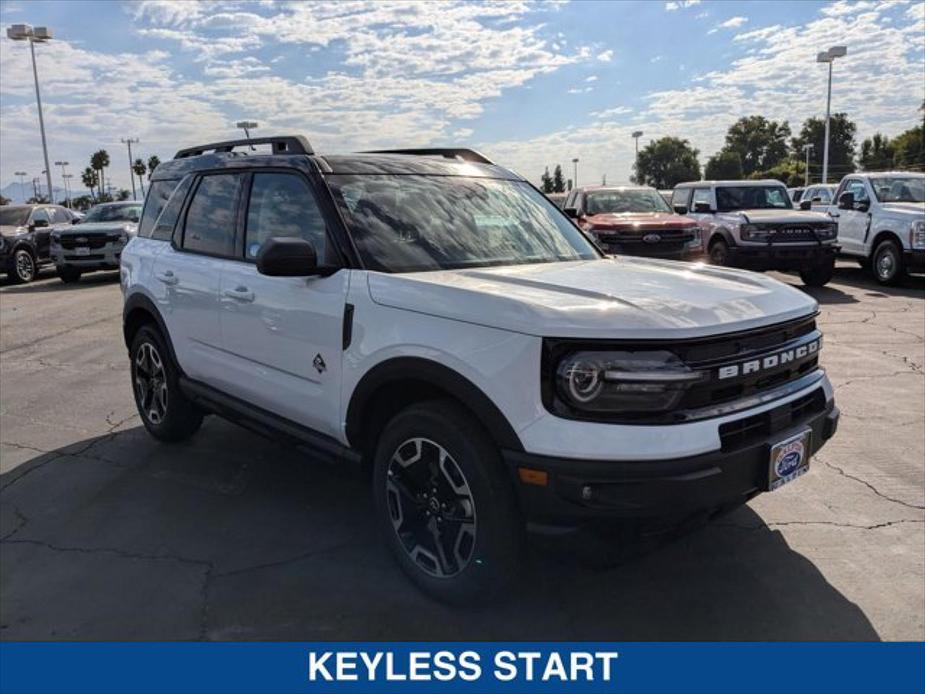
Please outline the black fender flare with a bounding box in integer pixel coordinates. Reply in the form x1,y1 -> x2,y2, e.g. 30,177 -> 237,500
122,293 -> 181,370
345,357 -> 524,452
708,226 -> 736,248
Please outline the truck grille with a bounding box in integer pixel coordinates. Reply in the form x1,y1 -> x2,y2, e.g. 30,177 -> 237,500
595,227 -> 695,246
59,233 -> 116,250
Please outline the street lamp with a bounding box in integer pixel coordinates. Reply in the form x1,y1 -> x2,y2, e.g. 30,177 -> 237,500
7,24 -> 54,206
62,173 -> 73,205
54,160 -> 69,207
236,121 -> 258,150
571,157 -> 579,189
121,137 -> 140,200
802,144 -> 814,187
816,45 -> 847,184
14,171 -> 27,202
632,130 -> 644,183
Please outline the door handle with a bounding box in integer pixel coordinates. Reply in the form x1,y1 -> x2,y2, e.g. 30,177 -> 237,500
155,270 -> 178,286
223,286 -> 255,303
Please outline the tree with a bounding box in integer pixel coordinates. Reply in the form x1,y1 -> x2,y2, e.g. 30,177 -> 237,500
71,195 -> 94,211
754,158 -> 805,187
791,113 -> 857,182
721,116 -> 791,177
91,149 -> 110,200
705,150 -> 743,180
552,164 -> 565,193
132,158 -> 147,196
116,189 -> 131,201
540,167 -> 554,193
634,137 -> 701,189
26,196 -> 49,204
147,155 -> 161,181
81,166 -> 99,201
859,133 -> 895,171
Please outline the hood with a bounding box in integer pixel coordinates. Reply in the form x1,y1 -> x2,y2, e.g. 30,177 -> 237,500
58,221 -> 137,234
736,209 -> 832,224
367,258 -> 817,340
584,212 -> 696,229
880,202 -> 925,217
0,225 -> 28,238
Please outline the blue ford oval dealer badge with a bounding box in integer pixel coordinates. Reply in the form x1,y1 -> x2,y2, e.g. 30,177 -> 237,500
769,430 -> 811,490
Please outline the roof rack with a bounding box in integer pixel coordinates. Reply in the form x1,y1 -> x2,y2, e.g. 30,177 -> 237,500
362,148 -> 494,165
173,135 -> 313,159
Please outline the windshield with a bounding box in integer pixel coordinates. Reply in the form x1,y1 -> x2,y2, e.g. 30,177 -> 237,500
0,207 -> 31,227
82,204 -> 142,223
870,177 -> 925,203
716,186 -> 793,212
328,175 -> 599,273
586,189 -> 671,214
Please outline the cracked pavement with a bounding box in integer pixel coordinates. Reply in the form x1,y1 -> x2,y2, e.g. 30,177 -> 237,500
1,263 -> 923,641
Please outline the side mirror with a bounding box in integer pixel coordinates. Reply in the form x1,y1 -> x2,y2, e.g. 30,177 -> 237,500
71,218 -> 80,225
563,207 -> 579,219
799,200 -> 812,210
256,237 -> 330,277
693,201 -> 713,213
837,192 -> 854,210
673,204 -> 687,215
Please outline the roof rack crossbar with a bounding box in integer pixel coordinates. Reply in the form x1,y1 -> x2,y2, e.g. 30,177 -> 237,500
174,135 -> 313,159
362,148 -> 494,165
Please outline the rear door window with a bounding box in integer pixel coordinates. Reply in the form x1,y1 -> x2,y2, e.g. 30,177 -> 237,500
181,174 -> 243,257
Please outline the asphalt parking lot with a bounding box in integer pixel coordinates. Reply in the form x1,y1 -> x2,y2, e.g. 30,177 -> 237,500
1,263 -> 922,641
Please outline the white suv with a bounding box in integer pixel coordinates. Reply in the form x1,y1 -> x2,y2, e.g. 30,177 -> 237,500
828,172 -> 925,284
122,136 -> 840,603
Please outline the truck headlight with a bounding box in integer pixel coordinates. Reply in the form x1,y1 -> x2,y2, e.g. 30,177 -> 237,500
555,350 -> 706,414
50,232 -> 61,245
740,224 -> 770,242
687,226 -> 702,247
911,220 -> 925,250
814,224 -> 838,241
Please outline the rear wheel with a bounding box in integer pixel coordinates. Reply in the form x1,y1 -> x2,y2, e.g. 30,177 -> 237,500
709,238 -> 729,266
372,400 -> 524,604
799,256 -> 835,286
871,239 -> 905,285
130,325 -> 203,442
10,249 -> 36,284
58,266 -> 82,284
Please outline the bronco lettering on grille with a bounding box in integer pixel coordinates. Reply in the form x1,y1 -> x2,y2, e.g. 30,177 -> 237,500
718,338 -> 820,380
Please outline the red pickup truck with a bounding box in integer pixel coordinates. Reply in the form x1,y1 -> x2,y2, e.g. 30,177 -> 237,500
562,185 -> 703,260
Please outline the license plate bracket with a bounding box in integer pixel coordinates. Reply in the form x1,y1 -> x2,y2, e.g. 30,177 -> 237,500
75,247 -> 90,256
768,428 -> 812,491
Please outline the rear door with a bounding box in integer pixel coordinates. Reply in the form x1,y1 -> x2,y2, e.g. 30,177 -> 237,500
151,172 -> 244,384
216,170 -> 348,438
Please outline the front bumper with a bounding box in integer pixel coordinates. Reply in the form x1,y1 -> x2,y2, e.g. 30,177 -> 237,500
904,249 -> 925,273
51,241 -> 125,270
728,243 -> 838,270
503,390 -> 838,530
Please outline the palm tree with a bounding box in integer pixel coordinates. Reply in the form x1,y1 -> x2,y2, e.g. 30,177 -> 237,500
81,166 -> 99,202
132,158 -> 147,197
146,155 -> 161,181
90,149 -> 110,201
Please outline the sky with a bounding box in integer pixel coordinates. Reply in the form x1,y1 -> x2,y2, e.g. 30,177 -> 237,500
0,0 -> 923,196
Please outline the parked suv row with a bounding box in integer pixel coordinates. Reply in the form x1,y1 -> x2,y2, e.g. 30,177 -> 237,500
0,204 -> 80,283
122,136 -> 838,603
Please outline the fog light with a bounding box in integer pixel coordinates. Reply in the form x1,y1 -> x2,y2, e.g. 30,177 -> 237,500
581,485 -> 593,501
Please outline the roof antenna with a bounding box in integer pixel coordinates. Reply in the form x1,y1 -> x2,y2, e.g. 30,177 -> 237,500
235,121 -> 258,151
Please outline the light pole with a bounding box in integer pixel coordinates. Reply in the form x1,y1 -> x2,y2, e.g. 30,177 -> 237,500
54,160 -> 70,207
802,144 -> 814,187
236,121 -> 258,150
31,177 -> 40,201
62,173 -> 73,205
572,157 -> 579,189
7,24 -> 54,207
816,45 -> 847,184
14,171 -> 27,202
121,137 -> 140,200
632,130 -> 644,183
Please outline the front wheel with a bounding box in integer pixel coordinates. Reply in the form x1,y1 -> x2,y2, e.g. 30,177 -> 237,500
871,239 -> 906,285
709,239 -> 729,266
10,249 -> 36,284
372,400 -> 524,605
799,257 -> 835,287
130,325 -> 203,442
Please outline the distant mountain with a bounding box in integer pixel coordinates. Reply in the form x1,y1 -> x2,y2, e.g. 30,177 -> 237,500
1,181 -> 91,204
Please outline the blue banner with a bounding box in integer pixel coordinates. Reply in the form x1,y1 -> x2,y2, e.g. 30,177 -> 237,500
1,642 -> 923,694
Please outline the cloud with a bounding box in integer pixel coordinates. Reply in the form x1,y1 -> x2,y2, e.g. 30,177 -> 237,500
597,49 -> 614,61
585,75 -> 598,82
664,0 -> 701,11
718,16 -> 749,29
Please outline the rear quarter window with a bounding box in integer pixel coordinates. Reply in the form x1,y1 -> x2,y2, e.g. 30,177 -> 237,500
138,180 -> 179,239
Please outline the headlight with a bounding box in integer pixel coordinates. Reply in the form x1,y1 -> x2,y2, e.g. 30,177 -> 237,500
555,350 -> 705,414
814,224 -> 838,241
50,232 -> 61,244
911,220 -> 925,250
740,224 -> 770,242
687,226 -> 702,246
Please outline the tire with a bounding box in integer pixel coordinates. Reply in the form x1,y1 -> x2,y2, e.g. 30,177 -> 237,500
58,266 -> 82,284
871,239 -> 906,286
9,249 -> 36,284
130,325 -> 203,442
709,238 -> 729,266
372,399 -> 524,605
799,256 -> 835,287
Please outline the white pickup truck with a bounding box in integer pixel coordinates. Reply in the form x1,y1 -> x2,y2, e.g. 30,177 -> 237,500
824,172 -> 925,284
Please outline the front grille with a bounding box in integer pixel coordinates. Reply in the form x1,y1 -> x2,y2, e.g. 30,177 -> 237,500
596,227 -> 695,246
719,389 -> 825,451
59,233 -> 117,250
